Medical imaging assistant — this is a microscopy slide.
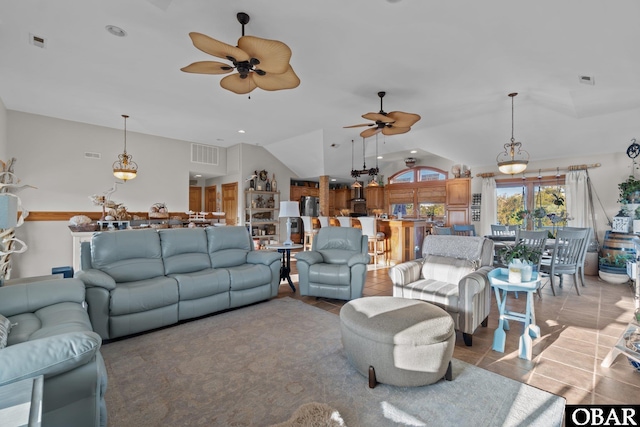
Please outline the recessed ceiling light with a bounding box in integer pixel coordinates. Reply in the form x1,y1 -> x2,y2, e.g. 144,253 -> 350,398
194,174 -> 202,178
377,156 -> 383,159
105,25 -> 127,37
331,178 -> 337,182
410,150 -> 417,154
238,129 -> 245,134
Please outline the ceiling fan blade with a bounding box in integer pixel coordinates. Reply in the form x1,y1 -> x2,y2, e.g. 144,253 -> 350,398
253,65 -> 300,91
360,127 -> 382,138
238,36 -> 292,75
362,112 -> 393,123
180,61 -> 234,75
188,32 -> 250,62
386,111 -> 421,128
220,73 -> 257,94
382,126 -> 411,136
343,123 -> 375,128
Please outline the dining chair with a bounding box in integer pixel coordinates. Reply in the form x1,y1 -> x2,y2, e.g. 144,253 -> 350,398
514,229 -> 548,298
561,226 -> 593,288
452,224 -> 476,236
539,228 -> 590,296
491,224 -> 519,236
358,216 -> 386,267
432,226 -> 452,235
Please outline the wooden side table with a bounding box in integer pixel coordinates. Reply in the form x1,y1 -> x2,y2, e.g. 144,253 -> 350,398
266,243 -> 303,292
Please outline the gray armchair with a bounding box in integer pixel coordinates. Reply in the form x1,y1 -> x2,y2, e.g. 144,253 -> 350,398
295,227 -> 370,300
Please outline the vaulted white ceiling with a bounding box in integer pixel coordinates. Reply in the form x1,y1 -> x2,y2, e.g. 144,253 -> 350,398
1,0 -> 639,181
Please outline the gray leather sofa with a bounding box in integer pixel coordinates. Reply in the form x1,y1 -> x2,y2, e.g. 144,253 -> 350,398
295,227 -> 370,300
76,226 -> 282,340
0,278 -> 107,427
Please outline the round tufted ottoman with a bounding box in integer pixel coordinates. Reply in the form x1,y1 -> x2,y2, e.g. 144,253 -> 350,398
340,296 -> 455,388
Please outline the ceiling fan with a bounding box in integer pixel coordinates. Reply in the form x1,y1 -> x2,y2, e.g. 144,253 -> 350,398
344,91 -> 421,138
180,12 -> 300,95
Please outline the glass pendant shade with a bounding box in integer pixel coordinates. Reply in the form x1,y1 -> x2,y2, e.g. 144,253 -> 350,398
113,114 -> 138,181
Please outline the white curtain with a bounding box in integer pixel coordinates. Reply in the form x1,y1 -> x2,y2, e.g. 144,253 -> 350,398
480,177 -> 497,236
565,170 -> 591,227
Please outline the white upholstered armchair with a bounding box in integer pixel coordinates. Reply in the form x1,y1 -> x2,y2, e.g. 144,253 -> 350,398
389,235 -> 494,346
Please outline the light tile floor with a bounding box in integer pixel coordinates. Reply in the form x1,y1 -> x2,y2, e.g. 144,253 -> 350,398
277,259 -> 640,405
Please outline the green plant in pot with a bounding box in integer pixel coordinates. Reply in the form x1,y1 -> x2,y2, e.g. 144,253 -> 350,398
497,242 -> 542,266
618,175 -> 640,203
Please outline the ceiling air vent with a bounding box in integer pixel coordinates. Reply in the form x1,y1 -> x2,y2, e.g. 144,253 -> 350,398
191,143 -> 218,166
579,75 -> 595,85
29,33 -> 46,48
84,152 -> 101,159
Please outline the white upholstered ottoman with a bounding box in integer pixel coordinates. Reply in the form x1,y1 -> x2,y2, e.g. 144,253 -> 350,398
340,296 -> 455,388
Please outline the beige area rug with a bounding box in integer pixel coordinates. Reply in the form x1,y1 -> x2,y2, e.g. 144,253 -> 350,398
101,297 -> 565,426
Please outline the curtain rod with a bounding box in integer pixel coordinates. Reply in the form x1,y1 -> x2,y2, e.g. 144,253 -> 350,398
476,163 -> 601,178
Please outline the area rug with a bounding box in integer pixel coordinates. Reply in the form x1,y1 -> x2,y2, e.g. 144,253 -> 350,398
101,297 -> 565,426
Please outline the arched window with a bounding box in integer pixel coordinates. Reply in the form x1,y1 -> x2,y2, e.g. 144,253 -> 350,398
389,167 -> 446,184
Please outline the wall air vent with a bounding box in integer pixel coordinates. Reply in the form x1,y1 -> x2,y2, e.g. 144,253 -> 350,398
579,75 -> 595,85
29,33 -> 46,48
84,152 -> 101,159
191,143 -> 218,165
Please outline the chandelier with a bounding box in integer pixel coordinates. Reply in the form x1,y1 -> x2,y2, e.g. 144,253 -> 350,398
113,114 -> 138,181
350,137 -> 379,188
497,93 -> 529,175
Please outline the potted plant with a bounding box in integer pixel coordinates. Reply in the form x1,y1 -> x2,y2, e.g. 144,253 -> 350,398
618,175 -> 640,203
497,242 -> 543,282
599,252 -> 634,284
612,206 -> 632,233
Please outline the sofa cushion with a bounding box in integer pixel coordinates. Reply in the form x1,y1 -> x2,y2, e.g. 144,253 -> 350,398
421,255 -> 476,284
172,268 -> 230,300
159,228 -> 211,275
226,264 -> 271,291
309,264 -> 351,286
207,226 -> 252,268
7,302 -> 93,346
109,276 -> 179,316
397,279 -> 460,312
91,229 -> 165,282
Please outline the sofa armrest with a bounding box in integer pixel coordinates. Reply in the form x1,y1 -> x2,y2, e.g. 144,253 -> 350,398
75,269 -> 116,291
388,259 -> 424,286
0,331 -> 102,386
294,251 -> 323,266
247,250 -> 282,266
457,266 -> 494,334
347,253 -> 370,267
0,279 -> 85,317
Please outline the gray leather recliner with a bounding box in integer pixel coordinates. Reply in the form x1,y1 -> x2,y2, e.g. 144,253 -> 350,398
295,227 -> 370,300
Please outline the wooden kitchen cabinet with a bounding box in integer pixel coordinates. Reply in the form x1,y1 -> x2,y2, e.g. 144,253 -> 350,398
290,185 -> 319,203
365,186 -> 384,210
333,188 -> 351,210
445,178 -> 470,226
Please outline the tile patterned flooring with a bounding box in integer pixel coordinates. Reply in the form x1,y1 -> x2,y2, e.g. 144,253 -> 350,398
277,259 -> 640,405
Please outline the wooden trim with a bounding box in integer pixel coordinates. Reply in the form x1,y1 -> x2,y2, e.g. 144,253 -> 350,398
26,211 -> 192,221
476,163 -> 601,178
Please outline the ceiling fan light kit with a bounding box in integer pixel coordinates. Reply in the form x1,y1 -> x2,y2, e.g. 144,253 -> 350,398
344,91 -> 421,138
113,115 -> 138,181
497,93 -> 529,175
181,12 -> 300,95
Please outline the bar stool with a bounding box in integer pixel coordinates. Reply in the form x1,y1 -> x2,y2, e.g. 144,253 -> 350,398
337,216 -> 352,227
318,216 -> 330,228
300,216 -> 318,251
358,216 -> 386,266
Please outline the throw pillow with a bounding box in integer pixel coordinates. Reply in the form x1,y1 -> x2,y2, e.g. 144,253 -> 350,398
0,314 -> 11,350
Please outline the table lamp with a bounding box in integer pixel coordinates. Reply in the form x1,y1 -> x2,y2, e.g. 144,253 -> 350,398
279,201 -> 300,245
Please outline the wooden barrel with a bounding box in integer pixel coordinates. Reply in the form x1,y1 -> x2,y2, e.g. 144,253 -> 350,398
600,231 -> 638,262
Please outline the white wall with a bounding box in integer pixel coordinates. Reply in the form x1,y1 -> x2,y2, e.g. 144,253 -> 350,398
7,111 -> 227,277
0,98 -> 7,160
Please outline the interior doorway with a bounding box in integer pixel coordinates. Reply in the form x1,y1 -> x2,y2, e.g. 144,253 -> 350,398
205,185 -> 217,212
221,182 -> 238,225
189,186 -> 202,212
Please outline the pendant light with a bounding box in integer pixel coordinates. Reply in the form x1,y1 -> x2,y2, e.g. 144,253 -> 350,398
113,114 -> 138,181
350,137 -> 379,188
497,93 -> 529,175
